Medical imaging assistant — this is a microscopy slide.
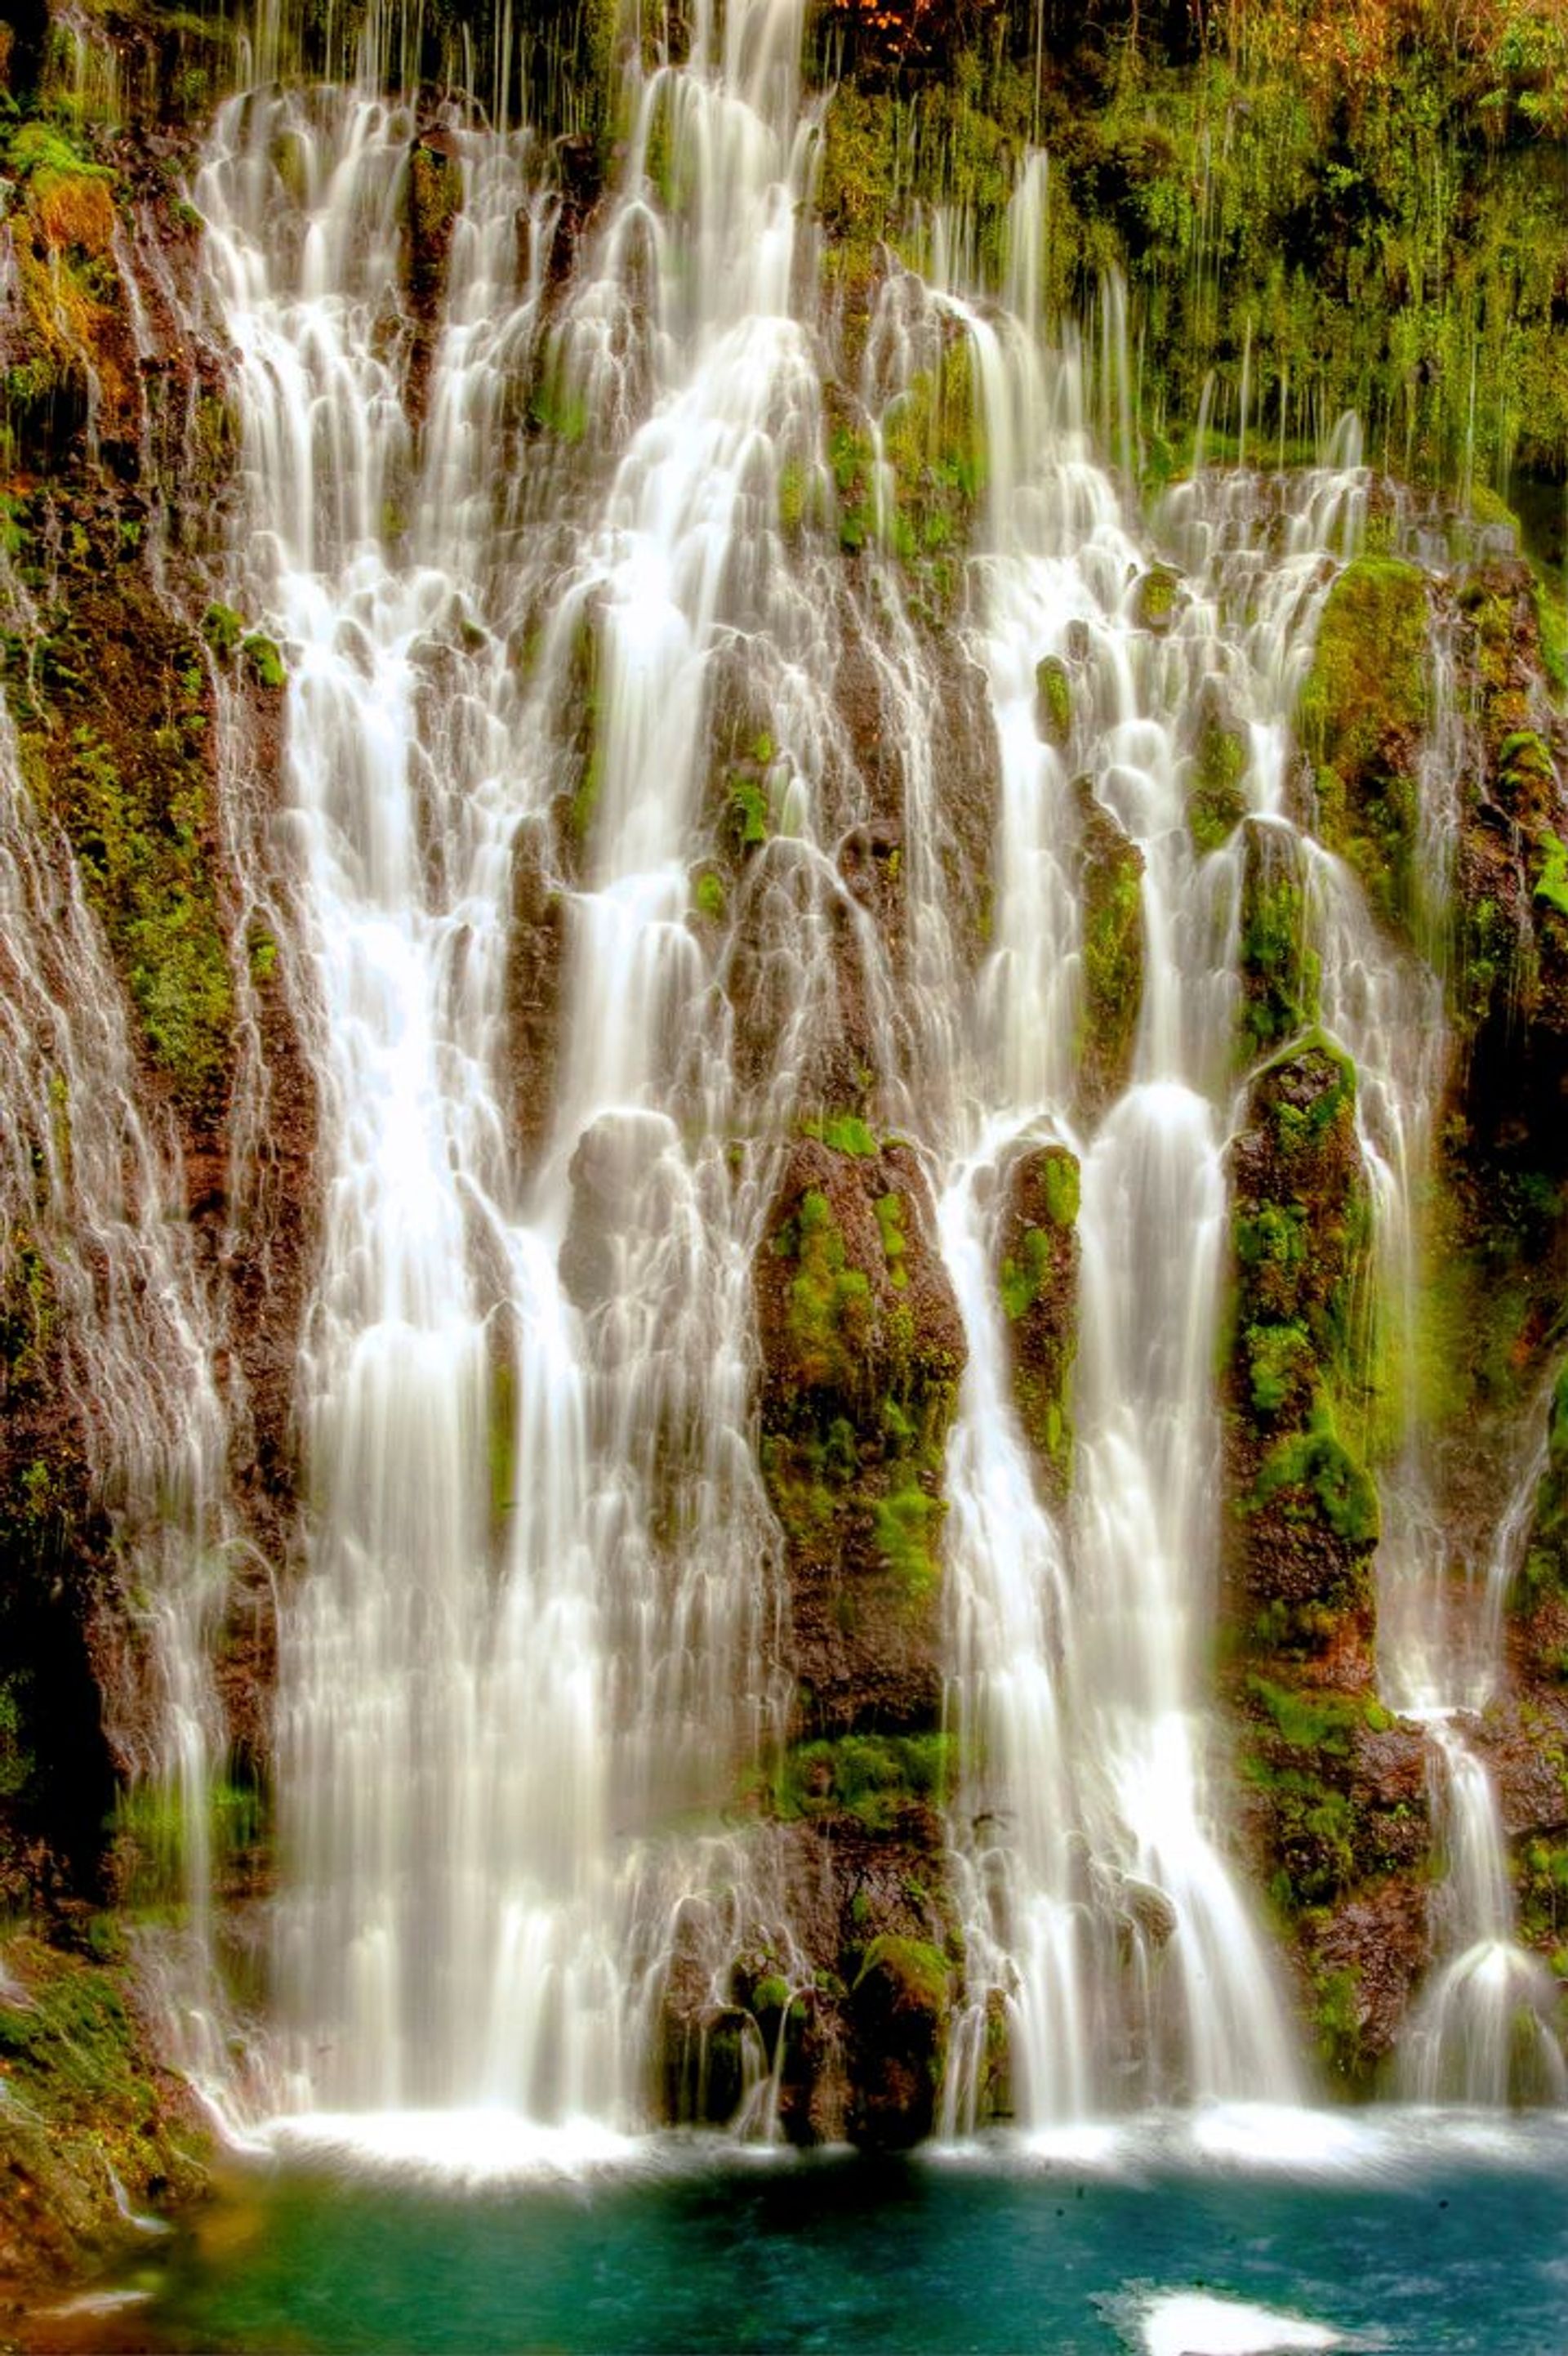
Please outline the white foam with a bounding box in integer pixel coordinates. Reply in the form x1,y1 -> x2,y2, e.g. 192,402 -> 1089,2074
260,2108 -> 644,2185
1139,2290 -> 1339,2356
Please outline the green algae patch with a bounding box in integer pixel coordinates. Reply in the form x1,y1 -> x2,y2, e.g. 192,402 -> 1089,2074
1298,559 -> 1428,936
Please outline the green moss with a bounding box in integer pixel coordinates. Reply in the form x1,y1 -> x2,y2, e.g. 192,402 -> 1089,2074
875,1192 -> 908,1288
874,1466 -> 942,1597
240,631 -> 286,691
800,1113 -> 879,1157
1239,833 -> 1321,1063
1245,1319 -> 1312,1416
1078,789 -> 1145,1109
786,1189 -> 874,1391
17,709 -> 233,1111
1534,829 -> 1568,917
1251,1417 -> 1379,1546
0,1229 -> 56,1390
1035,654 -> 1072,751
1133,564 -> 1181,634
1298,560 -> 1428,935
200,602 -> 243,658
1314,1963 -> 1366,2080
1500,730 -> 1557,828
693,868 -> 726,922
853,1933 -> 951,2015
1245,1673 -> 1365,1756
1519,1357 -> 1568,1606
1043,1153 -> 1080,1229
1000,1225 -> 1052,1322
726,774 -> 770,851
1188,710 -> 1249,855
768,1731 -> 954,1830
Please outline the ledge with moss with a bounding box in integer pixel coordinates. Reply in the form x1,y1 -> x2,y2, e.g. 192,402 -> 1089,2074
0,1933 -> 211,2305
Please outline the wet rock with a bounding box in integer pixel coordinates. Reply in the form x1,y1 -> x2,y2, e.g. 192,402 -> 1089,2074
995,1138 -> 1079,1505
1075,775 -> 1144,1120
755,1132 -> 964,1738
1131,562 -> 1182,635
504,819 -> 567,1164
1298,556 -> 1428,935
1034,653 -> 1072,751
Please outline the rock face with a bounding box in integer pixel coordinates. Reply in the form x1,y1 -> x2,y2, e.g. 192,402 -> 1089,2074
739,1131 -> 966,2145
996,1141 -> 1079,1506
1299,558 -> 1429,936
1223,1039 -> 1434,2084
755,1133 -> 963,1740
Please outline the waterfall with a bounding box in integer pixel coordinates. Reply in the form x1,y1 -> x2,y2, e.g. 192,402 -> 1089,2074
106,2 -> 1564,2145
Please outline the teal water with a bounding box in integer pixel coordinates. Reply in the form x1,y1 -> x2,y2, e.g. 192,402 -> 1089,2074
84,2114 -> 1568,2354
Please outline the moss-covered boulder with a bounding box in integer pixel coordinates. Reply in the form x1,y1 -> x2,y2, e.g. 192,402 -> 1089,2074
1075,775 -> 1144,1119
755,1132 -> 964,1738
1035,654 -> 1072,752
1298,558 -> 1428,936
0,1935 -> 210,2291
1226,1036 -> 1377,1670
849,1932 -> 952,2149
1187,688 -> 1249,856
1224,1036 -> 1436,2082
996,1140 -> 1079,1503
1232,1679 -> 1431,2089
1132,563 -> 1182,636
1237,819 -> 1320,1066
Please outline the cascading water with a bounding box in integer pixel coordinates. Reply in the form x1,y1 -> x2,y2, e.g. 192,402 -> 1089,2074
141,0 -> 1567,2149
193,0 -> 898,2131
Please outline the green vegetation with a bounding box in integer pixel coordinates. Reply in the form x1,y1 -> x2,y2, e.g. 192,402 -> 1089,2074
766,1731 -> 954,1830
1035,654 -> 1072,751
1238,829 -> 1321,1063
241,631 -> 287,691
853,1933 -> 951,2015
1298,560 -> 1428,935
1187,707 -> 1248,855
785,1189 -> 875,1393
801,1113 -> 880,1158
1077,787 -> 1144,1112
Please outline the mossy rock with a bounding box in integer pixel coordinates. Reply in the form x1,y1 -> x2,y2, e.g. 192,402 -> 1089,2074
1132,563 -> 1182,636
1187,695 -> 1249,855
1226,1035 -> 1377,1670
1298,558 -> 1428,937
755,1136 -> 965,1738
848,1934 -> 953,2151
1034,653 -> 1072,752
1075,776 -> 1144,1118
0,1936 -> 210,2285
1237,819 -> 1320,1065
996,1140 -> 1079,1504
